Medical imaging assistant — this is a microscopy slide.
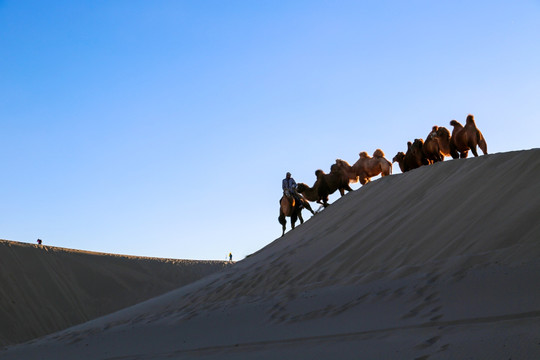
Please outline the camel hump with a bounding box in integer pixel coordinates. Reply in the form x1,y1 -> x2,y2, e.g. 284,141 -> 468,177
450,120 -> 461,127
315,169 -> 325,177
466,114 -> 475,124
359,151 -> 369,158
437,126 -> 450,138
373,149 -> 385,158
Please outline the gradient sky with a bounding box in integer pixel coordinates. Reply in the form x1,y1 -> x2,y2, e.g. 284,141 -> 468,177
1,1 -> 539,260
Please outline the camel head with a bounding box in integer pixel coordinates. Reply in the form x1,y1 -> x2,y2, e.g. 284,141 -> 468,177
392,152 -> 405,163
296,183 -> 309,193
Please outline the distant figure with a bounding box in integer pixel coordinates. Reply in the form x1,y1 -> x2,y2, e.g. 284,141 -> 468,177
228,252 -> 233,262
37,239 -> 42,245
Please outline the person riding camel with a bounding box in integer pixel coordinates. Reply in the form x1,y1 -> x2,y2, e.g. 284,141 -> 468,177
282,172 -> 303,207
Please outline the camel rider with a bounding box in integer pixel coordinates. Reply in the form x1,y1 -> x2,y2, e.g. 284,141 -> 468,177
282,172 -> 303,206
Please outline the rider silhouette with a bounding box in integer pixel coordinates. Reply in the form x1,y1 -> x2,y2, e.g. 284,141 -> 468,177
282,172 -> 302,206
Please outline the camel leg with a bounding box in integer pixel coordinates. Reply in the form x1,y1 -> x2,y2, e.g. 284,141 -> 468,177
298,212 -> 304,224
291,214 -> 297,229
479,137 -> 488,155
278,214 -> 286,237
322,196 -> 330,207
470,145 -> 479,157
437,153 -> 444,162
303,200 -> 315,215
460,150 -> 469,159
449,143 -> 459,159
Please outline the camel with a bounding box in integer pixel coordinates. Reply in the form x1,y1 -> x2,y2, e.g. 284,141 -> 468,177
408,139 -> 429,169
392,152 -> 407,173
423,126 -> 453,164
434,126 -> 452,158
331,159 -> 359,184
393,140 -> 428,172
296,182 -> 323,206
296,168 -> 353,208
449,114 -> 488,158
423,126 -> 444,163
278,193 -> 314,236
351,149 -> 392,185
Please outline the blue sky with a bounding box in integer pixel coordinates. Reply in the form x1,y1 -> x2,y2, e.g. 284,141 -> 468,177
1,1 -> 539,260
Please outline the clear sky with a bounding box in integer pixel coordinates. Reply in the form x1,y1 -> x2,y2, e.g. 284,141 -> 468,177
1,1 -> 539,260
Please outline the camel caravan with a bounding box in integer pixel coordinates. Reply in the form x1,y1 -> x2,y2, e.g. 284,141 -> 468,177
392,114 -> 488,172
279,114 -> 488,235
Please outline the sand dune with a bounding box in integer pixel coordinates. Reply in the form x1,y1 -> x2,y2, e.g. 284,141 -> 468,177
2,149 -> 540,359
0,241 -> 230,347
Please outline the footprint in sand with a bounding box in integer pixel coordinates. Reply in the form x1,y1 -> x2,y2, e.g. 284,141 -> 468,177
391,286 -> 406,299
402,289 -> 441,320
415,335 -> 441,349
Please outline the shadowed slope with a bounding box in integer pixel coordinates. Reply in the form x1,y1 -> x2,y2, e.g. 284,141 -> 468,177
3,149 -> 540,359
0,241 -> 230,346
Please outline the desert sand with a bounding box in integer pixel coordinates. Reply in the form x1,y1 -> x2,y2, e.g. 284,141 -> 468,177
2,149 -> 540,359
0,241 -> 230,347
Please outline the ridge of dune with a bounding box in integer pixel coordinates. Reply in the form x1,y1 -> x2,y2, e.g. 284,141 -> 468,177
3,149 -> 540,359
0,240 -> 231,347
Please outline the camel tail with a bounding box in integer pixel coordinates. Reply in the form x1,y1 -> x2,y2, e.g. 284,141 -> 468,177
381,159 -> 392,176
